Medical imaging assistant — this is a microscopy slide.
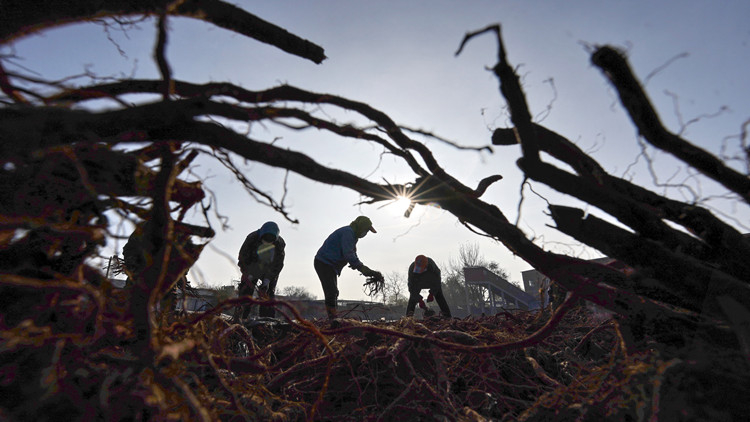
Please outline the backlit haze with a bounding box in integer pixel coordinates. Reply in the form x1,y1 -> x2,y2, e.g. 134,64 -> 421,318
7,0 -> 749,300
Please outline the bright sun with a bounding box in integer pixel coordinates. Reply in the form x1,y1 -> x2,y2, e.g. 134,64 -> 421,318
390,196 -> 412,216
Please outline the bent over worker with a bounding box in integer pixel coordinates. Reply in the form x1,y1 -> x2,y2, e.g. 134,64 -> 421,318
237,221 -> 285,320
406,255 -> 451,318
314,216 -> 382,319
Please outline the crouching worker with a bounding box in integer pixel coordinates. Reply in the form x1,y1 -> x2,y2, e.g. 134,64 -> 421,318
406,255 -> 451,318
236,221 -> 285,320
314,216 -> 382,320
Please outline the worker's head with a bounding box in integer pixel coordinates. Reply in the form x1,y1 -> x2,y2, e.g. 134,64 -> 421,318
350,216 -> 377,238
413,255 -> 428,273
259,221 -> 280,243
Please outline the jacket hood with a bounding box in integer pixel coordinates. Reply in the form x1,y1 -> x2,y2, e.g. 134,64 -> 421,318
259,221 -> 280,239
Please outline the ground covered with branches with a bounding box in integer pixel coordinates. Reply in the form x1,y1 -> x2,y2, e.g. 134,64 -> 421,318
3,2 -> 750,420
3,290 -> 748,421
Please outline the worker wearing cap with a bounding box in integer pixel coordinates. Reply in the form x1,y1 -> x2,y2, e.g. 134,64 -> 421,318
406,255 -> 452,318
236,221 -> 286,320
314,216 -> 382,319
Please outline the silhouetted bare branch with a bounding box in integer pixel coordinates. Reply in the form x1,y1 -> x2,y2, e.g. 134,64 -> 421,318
1,0 -> 326,63
592,46 -> 750,203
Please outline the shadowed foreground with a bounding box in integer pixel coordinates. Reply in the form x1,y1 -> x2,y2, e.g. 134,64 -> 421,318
3,291 -> 747,421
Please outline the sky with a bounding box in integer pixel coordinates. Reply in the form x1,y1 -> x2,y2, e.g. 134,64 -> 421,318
5,0 -> 750,301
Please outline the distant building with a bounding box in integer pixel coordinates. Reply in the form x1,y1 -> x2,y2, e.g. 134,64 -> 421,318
175,287 -> 227,312
106,276 -> 405,321
171,285 -> 404,321
521,257 -> 631,316
287,299 -> 401,321
109,278 -> 129,289
463,266 -> 541,314
521,269 -> 550,306
522,257 -> 635,303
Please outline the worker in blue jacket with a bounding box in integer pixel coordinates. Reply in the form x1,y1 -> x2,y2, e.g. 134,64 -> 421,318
314,216 -> 382,319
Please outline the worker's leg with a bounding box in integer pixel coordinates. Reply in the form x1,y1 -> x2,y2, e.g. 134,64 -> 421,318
258,276 -> 278,318
237,273 -> 257,321
431,287 -> 452,317
314,259 -> 339,319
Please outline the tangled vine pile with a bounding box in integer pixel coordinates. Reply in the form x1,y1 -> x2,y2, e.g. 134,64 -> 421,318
4,289 -> 747,421
0,290 -> 626,421
2,2 -> 750,420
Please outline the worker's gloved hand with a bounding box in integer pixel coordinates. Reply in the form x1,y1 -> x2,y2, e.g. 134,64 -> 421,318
257,278 -> 271,297
372,270 -> 383,281
359,265 -> 376,277
426,292 -> 434,302
240,273 -> 254,288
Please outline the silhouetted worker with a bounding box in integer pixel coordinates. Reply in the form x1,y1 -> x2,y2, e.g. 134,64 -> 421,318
314,216 -> 382,320
122,220 -> 200,341
237,221 -> 285,320
406,255 -> 451,318
122,221 -> 195,306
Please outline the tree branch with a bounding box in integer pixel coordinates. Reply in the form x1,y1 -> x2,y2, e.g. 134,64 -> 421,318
591,46 -> 750,203
0,0 -> 326,64
494,122 -> 750,281
549,204 -> 750,316
457,24 -> 539,162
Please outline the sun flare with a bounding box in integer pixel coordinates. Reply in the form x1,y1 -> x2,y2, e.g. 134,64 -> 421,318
390,196 -> 413,216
